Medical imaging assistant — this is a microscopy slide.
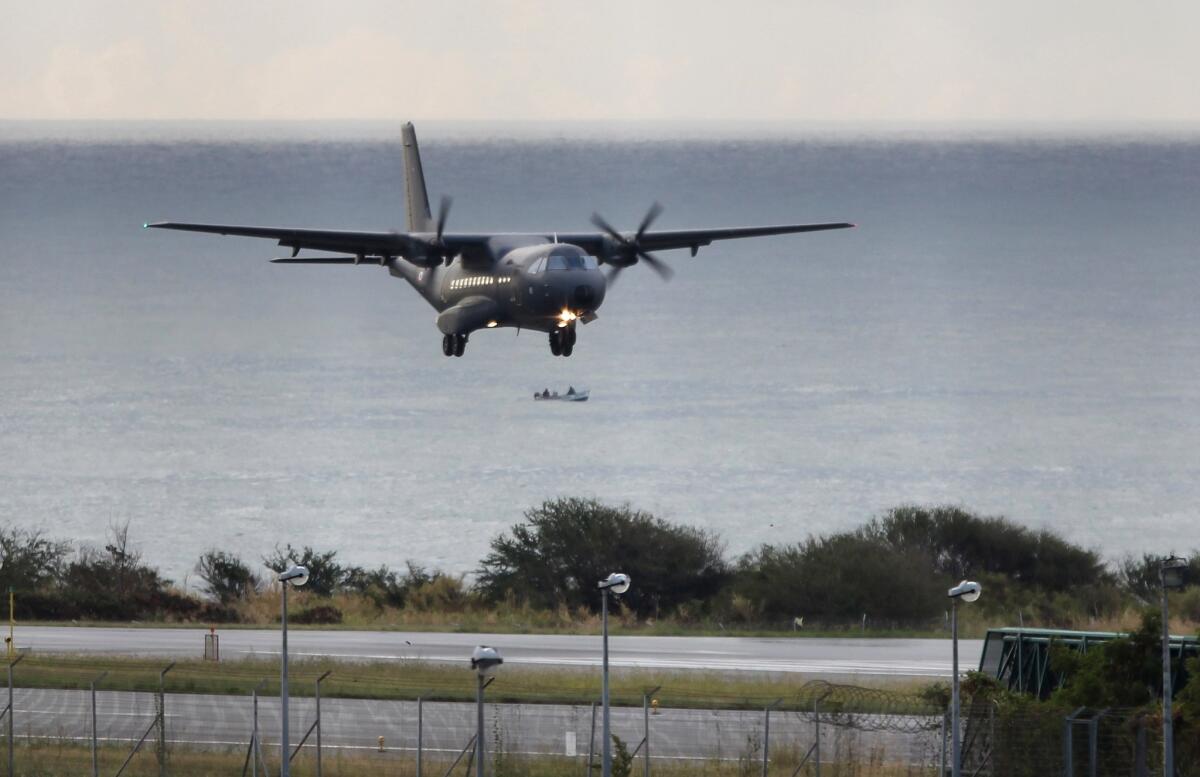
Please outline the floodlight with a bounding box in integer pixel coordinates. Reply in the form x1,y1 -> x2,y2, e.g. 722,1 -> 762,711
279,565 -> 310,587
948,580 -> 981,603
471,645 -> 503,676
598,572 -> 631,595
1162,556 -> 1188,590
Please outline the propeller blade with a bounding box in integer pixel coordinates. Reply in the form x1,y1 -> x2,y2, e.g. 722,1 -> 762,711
635,201 -> 663,242
436,196 -> 453,243
638,251 -> 674,281
590,212 -> 627,245
604,265 -> 625,288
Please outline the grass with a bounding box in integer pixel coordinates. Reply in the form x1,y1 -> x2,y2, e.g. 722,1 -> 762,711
11,738 -> 938,777
23,586 -> 1198,640
10,654 -> 941,715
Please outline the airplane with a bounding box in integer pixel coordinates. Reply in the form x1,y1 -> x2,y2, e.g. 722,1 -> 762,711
146,124 -> 853,358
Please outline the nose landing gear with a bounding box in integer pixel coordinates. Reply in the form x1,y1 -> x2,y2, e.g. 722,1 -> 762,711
549,326 -> 576,357
442,333 -> 467,357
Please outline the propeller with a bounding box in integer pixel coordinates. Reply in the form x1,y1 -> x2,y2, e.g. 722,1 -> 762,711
435,195 -> 454,265
590,202 -> 674,285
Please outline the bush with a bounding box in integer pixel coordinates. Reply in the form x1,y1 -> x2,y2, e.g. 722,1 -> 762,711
477,498 -> 730,617
263,545 -> 351,597
195,550 -> 259,604
1118,552 -> 1200,604
733,532 -> 945,626
290,604 -> 343,625
1050,608 -> 1164,708
58,523 -> 198,621
0,526 -> 69,594
866,505 -> 1110,589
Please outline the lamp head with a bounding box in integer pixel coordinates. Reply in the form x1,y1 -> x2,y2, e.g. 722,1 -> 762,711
1162,556 -> 1189,590
471,645 -> 503,676
279,565 -> 310,587
948,580 -> 982,603
598,572 -> 631,595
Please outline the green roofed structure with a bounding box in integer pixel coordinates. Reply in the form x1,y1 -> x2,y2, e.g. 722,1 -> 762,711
980,627 -> 1200,699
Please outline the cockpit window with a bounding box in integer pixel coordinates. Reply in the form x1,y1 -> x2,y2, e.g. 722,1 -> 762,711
547,252 -> 593,270
530,257 -> 546,274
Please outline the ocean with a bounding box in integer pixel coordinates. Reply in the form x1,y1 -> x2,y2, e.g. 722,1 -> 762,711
1,122 -> 1198,586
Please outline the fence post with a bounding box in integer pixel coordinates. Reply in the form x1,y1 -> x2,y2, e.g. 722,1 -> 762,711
762,698 -> 782,777
812,688 -> 832,777
251,680 -> 266,777
585,701 -> 596,777
642,685 -> 660,777
6,654 -> 24,777
311,670 -> 330,777
1063,707 -> 1084,777
417,696 -> 423,777
1134,716 -> 1147,777
940,709 -> 948,777
157,662 -> 175,777
91,670 -> 108,777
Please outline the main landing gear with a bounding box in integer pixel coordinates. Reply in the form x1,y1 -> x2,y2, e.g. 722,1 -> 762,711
442,333 -> 467,357
549,326 -> 576,357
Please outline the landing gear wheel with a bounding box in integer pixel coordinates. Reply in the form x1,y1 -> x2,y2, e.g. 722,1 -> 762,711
549,330 -> 563,356
453,333 -> 467,357
442,334 -> 454,357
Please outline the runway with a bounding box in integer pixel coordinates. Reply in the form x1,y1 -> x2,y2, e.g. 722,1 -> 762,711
19,626 -> 982,679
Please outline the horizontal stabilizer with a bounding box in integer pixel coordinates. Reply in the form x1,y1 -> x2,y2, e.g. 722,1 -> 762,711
270,256 -> 384,265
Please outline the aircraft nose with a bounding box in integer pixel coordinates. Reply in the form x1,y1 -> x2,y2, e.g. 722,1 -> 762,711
573,284 -> 596,306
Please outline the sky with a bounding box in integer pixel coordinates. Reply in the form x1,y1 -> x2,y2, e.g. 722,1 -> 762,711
4,0 -> 1200,125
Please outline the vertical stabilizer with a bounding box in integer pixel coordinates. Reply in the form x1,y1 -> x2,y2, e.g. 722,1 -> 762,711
402,122 -> 435,232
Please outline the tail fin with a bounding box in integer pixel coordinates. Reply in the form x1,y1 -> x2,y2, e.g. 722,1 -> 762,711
402,122 -> 435,232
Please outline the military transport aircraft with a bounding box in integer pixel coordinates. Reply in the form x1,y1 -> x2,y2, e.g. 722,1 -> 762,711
147,124 -> 852,357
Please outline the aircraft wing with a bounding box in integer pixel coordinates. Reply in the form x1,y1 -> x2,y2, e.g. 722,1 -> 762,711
145,220 -> 853,262
144,222 -> 413,257
555,221 -> 854,258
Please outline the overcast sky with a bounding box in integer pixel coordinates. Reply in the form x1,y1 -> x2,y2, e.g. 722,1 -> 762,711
4,0 -> 1200,124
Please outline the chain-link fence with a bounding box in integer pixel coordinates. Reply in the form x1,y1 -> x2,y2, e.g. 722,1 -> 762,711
0,658 -> 1189,776
0,661 -> 950,776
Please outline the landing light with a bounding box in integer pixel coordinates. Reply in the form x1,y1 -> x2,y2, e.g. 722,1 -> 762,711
486,320 -> 498,328
559,309 -> 578,323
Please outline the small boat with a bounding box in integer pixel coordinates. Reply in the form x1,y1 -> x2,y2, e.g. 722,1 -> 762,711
533,387 -> 589,402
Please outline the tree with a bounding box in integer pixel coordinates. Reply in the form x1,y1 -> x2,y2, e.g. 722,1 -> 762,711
734,532 -> 945,625
1050,608 -> 1164,708
476,498 -> 729,617
195,550 -> 259,604
866,505 -> 1110,590
262,544 -> 353,597
1118,552 -> 1200,605
0,526 -> 69,593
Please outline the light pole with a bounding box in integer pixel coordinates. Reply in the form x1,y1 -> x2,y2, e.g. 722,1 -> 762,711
277,565 -> 309,777
471,646 -> 503,777
947,579 -> 981,777
1161,556 -> 1187,777
598,572 -> 631,777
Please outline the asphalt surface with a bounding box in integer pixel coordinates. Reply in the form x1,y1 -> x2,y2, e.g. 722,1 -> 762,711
19,626 -> 983,678
13,687 -> 940,765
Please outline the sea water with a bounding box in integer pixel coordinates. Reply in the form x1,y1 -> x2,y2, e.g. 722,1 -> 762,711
1,122 -> 1198,585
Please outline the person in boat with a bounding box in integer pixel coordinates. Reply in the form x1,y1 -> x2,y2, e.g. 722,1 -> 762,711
567,386 -> 576,396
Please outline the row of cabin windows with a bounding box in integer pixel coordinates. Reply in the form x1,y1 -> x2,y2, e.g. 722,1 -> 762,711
451,275 -> 511,290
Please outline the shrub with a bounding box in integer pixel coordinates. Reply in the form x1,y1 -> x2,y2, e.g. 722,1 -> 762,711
1050,608 -> 1164,708
0,526 -> 69,594
1118,552 -> 1200,604
476,498 -> 729,617
290,604 -> 343,625
195,550 -> 259,604
733,532 -> 944,626
866,505 -> 1110,589
263,545 -> 351,597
